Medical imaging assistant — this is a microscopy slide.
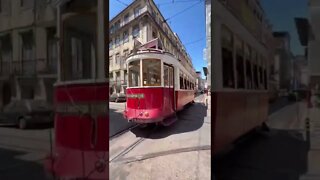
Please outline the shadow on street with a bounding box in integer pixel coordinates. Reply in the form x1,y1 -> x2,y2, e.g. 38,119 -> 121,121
213,129 -> 308,180
0,148 -> 47,180
109,107 -> 135,137
131,102 -> 207,139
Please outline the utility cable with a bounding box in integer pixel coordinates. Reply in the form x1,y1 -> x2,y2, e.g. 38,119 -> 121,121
162,1 -> 202,23
184,37 -> 205,46
115,0 -> 128,7
158,0 -> 201,6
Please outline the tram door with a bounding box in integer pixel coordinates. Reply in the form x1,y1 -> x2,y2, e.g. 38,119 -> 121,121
164,64 -> 175,114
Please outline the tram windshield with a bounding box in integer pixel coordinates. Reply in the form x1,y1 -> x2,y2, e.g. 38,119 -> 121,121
142,59 -> 161,86
128,59 -> 161,87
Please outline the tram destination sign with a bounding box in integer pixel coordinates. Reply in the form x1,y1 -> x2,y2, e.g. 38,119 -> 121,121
127,94 -> 145,98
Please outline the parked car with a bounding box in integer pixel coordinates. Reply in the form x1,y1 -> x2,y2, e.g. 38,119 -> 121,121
0,100 -> 53,129
109,93 -> 126,102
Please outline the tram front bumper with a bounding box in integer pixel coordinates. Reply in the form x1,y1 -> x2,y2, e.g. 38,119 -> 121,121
124,108 -> 165,123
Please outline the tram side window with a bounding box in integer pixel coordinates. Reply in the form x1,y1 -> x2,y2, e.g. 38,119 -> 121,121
222,26 -> 234,88
164,65 -> 169,87
253,64 -> 258,89
264,69 -> 267,89
245,45 -> 252,89
128,61 -> 141,87
142,59 -> 161,86
222,47 -> 235,88
180,76 -> 184,89
259,66 -> 263,89
236,39 -> 245,89
236,54 -> 245,89
246,61 -> 252,89
169,67 -> 174,87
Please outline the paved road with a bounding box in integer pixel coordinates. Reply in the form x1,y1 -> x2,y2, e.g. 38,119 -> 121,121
109,101 -> 135,137
0,125 -> 53,180
110,94 -> 211,180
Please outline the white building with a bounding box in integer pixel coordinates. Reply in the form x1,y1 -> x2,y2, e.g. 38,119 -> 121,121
0,0 -> 57,110
109,0 -> 196,95
295,0 -> 319,89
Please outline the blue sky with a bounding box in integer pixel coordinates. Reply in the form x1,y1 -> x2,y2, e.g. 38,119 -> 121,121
260,0 -> 308,56
109,0 -> 206,78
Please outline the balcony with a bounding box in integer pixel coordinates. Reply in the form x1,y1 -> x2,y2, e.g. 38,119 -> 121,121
0,59 -> 57,76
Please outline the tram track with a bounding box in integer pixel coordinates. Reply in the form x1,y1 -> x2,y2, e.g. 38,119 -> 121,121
109,123 -> 141,141
112,145 -> 211,165
110,96 -> 206,164
109,125 -> 159,163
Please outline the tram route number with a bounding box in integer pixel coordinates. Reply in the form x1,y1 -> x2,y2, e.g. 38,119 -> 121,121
127,94 -> 145,99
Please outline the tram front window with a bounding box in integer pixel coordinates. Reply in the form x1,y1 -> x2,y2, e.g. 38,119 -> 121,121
142,59 -> 161,86
128,61 -> 141,87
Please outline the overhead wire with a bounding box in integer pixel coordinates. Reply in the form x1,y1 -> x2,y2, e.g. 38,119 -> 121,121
115,0 -> 129,7
157,0 -> 202,6
162,0 -> 203,23
184,37 -> 205,46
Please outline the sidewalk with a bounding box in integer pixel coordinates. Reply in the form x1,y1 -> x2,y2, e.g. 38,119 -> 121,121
267,101 -> 307,131
300,106 -> 320,180
268,101 -> 320,179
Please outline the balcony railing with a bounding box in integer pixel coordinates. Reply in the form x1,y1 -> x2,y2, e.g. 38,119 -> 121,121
0,58 -> 57,76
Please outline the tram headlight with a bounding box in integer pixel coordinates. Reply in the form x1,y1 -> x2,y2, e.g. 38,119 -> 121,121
144,112 -> 149,117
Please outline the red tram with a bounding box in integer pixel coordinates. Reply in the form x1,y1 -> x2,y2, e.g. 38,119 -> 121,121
213,0 -> 270,154
44,0 -> 108,179
123,39 -> 197,125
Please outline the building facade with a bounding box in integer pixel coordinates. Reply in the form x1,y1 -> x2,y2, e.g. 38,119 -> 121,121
295,1 -> 320,90
205,0 -> 211,113
273,32 -> 294,91
196,71 -> 202,90
292,55 -> 308,89
0,0 -> 57,110
109,0 -> 196,95
307,0 -> 320,89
